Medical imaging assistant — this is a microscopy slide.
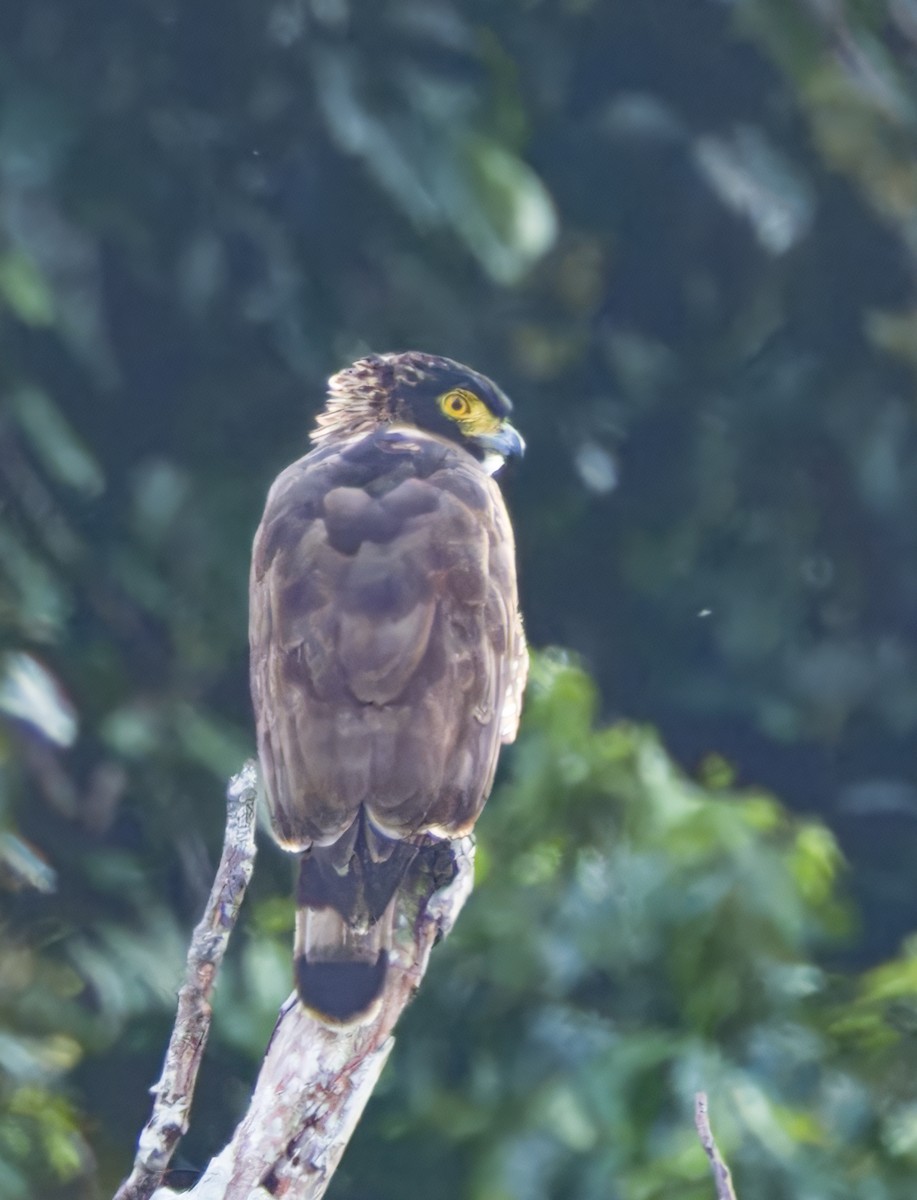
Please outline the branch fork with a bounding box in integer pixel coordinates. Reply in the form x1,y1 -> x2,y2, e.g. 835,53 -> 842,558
114,761 -> 475,1200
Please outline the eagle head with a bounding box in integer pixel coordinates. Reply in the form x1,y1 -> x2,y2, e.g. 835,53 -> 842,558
313,351 -> 525,467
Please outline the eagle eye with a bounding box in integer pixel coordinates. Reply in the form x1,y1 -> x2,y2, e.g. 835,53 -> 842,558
439,389 -> 476,420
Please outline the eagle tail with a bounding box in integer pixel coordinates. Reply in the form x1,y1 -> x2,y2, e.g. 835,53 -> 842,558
294,816 -> 419,1024
294,902 -> 392,1023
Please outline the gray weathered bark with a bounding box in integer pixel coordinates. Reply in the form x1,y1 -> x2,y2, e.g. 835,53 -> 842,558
114,760 -> 475,1200
695,1092 -> 739,1200
115,762 -> 259,1200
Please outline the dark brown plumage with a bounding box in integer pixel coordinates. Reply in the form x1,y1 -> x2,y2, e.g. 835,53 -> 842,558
249,352 -> 526,1022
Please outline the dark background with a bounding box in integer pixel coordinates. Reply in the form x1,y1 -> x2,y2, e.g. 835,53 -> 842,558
3,1 -> 917,1196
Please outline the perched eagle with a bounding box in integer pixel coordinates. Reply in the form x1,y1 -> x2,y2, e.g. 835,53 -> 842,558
249,352 -> 527,1023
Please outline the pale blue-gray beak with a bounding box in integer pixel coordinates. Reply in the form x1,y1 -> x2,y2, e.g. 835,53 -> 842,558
476,421 -> 525,460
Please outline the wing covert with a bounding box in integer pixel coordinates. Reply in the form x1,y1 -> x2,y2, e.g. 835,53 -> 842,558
250,427 -> 525,851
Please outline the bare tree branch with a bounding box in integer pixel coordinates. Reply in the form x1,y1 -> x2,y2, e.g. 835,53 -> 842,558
113,767 -> 475,1200
151,835 -> 474,1200
694,1092 -> 739,1200
114,761 -> 259,1200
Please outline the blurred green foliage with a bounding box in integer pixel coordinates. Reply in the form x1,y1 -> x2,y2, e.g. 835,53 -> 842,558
2,0 -> 917,1196
369,657 -> 914,1200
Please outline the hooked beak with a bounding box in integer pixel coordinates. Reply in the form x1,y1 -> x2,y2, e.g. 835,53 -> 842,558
475,420 -> 525,460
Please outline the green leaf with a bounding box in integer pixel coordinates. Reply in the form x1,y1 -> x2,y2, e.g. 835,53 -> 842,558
0,253 -> 54,326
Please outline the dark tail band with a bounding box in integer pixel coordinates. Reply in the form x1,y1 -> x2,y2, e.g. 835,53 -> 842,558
295,950 -> 389,1024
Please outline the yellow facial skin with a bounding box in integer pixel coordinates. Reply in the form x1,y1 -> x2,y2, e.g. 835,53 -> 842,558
437,389 -> 502,439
